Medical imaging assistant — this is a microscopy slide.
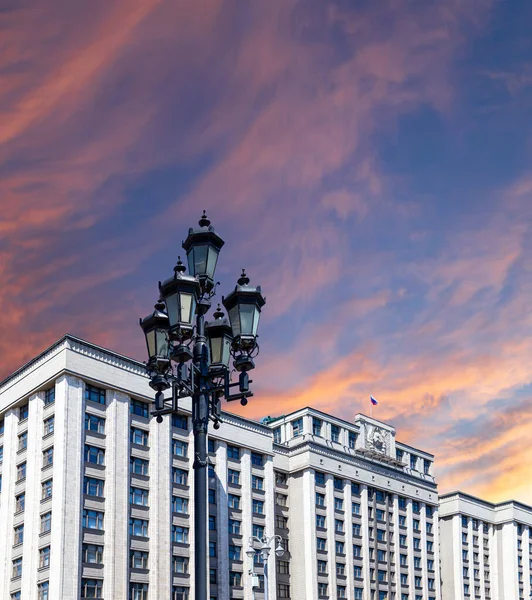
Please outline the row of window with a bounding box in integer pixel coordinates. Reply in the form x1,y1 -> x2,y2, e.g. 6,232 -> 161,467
316,584 -> 435,600
316,537 -> 434,554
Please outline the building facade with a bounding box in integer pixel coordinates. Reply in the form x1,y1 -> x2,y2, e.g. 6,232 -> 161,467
439,492 -> 532,600
0,334 -> 438,600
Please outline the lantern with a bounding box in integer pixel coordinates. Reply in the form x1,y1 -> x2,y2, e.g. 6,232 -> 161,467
159,258 -> 200,340
182,211 -> 225,294
139,301 -> 170,372
205,305 -> 233,371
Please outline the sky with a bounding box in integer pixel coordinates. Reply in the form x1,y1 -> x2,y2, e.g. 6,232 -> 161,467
1,0 -> 531,504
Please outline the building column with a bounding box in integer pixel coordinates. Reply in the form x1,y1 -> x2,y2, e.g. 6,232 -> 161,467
432,506 -> 442,600
264,454 -> 276,600
325,474 -> 337,597
451,515 -> 463,600
241,449 -> 253,600
0,409 -> 19,600
103,390 -> 130,599
391,495 -> 402,595
360,484 -> 371,600
420,501 -> 428,600
148,410 -> 171,600
343,481 -> 354,600
49,374 -> 84,600
215,441 -> 229,599
523,526 -> 531,600
406,498 -> 415,597
20,391 -> 45,600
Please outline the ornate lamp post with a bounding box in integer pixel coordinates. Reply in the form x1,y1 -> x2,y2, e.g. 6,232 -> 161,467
140,212 -> 265,600
246,535 -> 285,600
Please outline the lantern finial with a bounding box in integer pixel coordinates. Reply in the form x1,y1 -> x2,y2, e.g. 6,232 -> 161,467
174,257 -> 186,274
213,303 -> 224,319
238,269 -> 250,286
199,210 -> 211,228
154,298 -> 165,311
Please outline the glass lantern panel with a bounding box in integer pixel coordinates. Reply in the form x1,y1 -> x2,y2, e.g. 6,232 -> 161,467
229,305 -> 241,337
165,292 -> 180,329
146,330 -> 156,359
221,336 -> 232,367
239,303 -> 256,336
155,329 -> 168,357
191,245 -> 209,277
180,293 -> 194,324
210,337 -> 222,365
206,246 -> 219,280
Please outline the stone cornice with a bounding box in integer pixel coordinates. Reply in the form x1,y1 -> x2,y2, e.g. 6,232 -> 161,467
281,440 -> 438,493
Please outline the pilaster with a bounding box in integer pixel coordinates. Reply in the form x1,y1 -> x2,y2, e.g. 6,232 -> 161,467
215,441 -> 229,599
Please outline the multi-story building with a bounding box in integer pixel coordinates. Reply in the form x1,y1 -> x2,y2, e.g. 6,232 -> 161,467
0,334 -> 440,600
439,491 -> 532,600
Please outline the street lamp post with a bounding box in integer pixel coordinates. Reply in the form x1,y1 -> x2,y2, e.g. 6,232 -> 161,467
139,212 -> 266,600
246,535 -> 285,600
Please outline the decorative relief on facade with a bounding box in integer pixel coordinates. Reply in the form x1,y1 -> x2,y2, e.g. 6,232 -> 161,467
366,426 -> 389,455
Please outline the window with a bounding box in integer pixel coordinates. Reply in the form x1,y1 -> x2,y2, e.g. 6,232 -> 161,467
353,523 -> 361,536
251,451 -> 263,466
334,477 -> 343,490
19,403 -> 29,420
14,524 -> 24,544
208,489 -> 216,504
292,417 -> 303,437
317,537 -> 327,551
376,508 -> 385,521
172,525 -> 189,543
375,490 -> 386,502
334,498 -> 343,511
276,493 -> 288,506
348,431 -> 357,448
81,579 -> 103,599
253,499 -> 264,514
226,494 -> 239,509
83,544 -> 104,564
131,427 -> 149,446
413,537 -> 421,550
37,582 -> 49,600
317,559 -> 327,573
173,555 -> 189,574
130,518 -> 148,537
315,471 -> 326,485
462,515 -> 469,527
413,519 -> 420,531
273,427 -> 281,443
312,417 -> 322,436
316,493 -> 325,506
331,424 -> 340,442
209,568 -> 217,584
15,492 -> 25,513
275,471 -> 287,485
0,417 -> 3,434
44,387 -> 55,406
426,505 -> 434,518
410,455 -> 417,470
412,500 -> 420,514
83,510 -> 104,530
377,529 -> 386,542
228,469 -> 240,485
84,444 -> 104,465
172,496 -> 188,514
378,570 -> 387,582
41,511 -> 52,533
278,584 -> 290,598
43,417 -> 54,436
424,459 -> 431,474
131,550 -> 149,569
18,431 -> 28,451
399,515 -> 406,526
335,519 -> 344,533
131,456 -> 149,475
84,477 -> 104,497
130,486 -> 149,506
336,562 -> 345,576
316,514 -> 325,528
85,413 -> 105,434
42,479 -> 53,500
253,524 -> 264,538
130,399 -> 149,418
335,541 -> 344,554
208,438 -> 215,452
228,519 -> 241,534
400,534 -> 407,546
228,545 -> 240,560
172,587 -> 189,600
227,445 -> 240,460
400,554 -> 407,566
130,583 -> 149,600
398,496 -> 407,509
351,481 -> 360,494
85,384 -> 105,405
43,447 -> 53,467
318,582 -> 328,597
209,515 -> 216,531
172,439 -> 188,456
12,557 -> 22,578
17,462 -> 26,481
39,545 -> 51,568
172,467 -> 188,486
172,413 -> 188,429
252,475 -> 263,490
229,571 -> 242,587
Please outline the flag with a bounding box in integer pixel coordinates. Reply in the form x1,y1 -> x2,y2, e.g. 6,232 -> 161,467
370,395 -> 378,406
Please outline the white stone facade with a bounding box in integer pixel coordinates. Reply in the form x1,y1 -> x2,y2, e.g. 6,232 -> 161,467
0,334 -> 442,600
439,492 -> 532,600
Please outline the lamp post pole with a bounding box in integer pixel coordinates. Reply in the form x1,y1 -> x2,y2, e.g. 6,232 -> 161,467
246,535 -> 285,600
139,212 -> 266,600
